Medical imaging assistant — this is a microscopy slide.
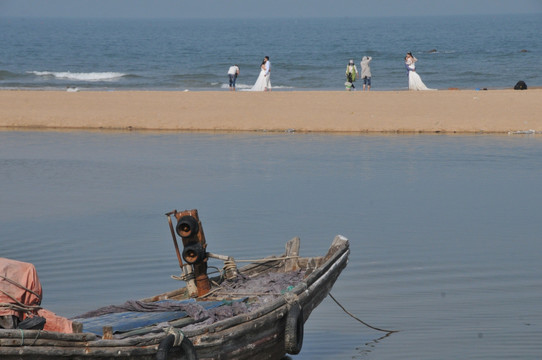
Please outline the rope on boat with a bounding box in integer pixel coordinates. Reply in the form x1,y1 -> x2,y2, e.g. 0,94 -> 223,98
173,254 -> 298,290
0,274 -> 43,314
172,255 -> 297,283
0,302 -> 42,313
233,255 -> 299,263
170,271 -> 196,282
0,274 -> 42,301
29,330 -> 42,346
222,259 -> 238,280
17,329 -> 42,346
195,255 -> 301,299
0,290 -> 42,313
329,293 -> 398,334
203,292 -> 285,297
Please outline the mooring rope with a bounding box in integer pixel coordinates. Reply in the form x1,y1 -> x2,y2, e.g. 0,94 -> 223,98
329,292 -> 398,334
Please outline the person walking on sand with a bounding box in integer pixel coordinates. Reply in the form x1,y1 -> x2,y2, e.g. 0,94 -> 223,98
360,56 -> 372,91
405,52 -> 434,91
227,64 -> 240,91
345,59 -> 358,91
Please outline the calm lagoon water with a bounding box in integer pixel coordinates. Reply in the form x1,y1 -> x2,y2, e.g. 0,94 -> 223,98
1,130 -> 542,359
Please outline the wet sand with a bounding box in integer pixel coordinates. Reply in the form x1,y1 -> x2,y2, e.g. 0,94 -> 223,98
1,90 -> 541,133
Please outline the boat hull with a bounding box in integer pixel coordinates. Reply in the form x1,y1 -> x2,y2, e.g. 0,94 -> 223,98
0,236 -> 349,360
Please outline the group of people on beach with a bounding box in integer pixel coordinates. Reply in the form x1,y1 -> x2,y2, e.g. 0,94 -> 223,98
228,56 -> 271,92
228,52 -> 433,91
345,52 -> 433,91
345,56 -> 373,91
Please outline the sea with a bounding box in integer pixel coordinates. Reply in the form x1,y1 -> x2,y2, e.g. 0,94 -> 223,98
0,14 -> 541,91
1,13 -> 542,360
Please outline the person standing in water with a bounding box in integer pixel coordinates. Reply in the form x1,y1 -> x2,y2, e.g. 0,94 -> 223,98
227,64 -> 240,91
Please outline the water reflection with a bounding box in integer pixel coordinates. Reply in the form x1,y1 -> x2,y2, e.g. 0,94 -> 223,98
356,332 -> 395,358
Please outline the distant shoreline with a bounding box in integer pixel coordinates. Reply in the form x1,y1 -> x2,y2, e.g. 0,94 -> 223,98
1,89 -> 541,134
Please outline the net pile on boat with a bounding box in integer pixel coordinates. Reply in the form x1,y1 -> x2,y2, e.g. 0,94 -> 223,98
71,270 -> 305,337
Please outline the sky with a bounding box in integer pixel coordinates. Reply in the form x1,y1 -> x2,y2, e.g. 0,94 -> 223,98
1,0 -> 541,18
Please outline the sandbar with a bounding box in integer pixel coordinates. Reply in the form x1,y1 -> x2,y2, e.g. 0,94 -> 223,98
1,90 -> 541,133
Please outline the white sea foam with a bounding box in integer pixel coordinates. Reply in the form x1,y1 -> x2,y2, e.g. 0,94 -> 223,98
29,71 -> 125,82
228,83 -> 295,91
220,83 -> 252,89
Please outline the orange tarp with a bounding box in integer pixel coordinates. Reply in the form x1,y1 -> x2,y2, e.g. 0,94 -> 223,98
0,258 -> 73,333
0,257 -> 42,319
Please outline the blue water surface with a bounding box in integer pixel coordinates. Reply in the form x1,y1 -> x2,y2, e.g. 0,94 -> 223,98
1,14 -> 541,90
1,130 -> 541,359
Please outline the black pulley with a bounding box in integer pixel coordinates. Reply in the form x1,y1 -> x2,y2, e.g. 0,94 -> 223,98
182,243 -> 205,264
176,216 -> 199,238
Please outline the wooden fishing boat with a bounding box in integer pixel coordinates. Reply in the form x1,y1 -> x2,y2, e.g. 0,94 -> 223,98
0,209 -> 349,360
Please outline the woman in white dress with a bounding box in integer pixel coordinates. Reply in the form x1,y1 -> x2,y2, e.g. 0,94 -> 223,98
405,52 -> 434,91
250,59 -> 268,91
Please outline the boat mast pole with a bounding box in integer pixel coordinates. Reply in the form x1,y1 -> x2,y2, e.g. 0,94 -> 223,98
166,210 -> 184,268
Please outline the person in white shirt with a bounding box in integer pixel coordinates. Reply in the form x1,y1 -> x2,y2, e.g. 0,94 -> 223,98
360,56 -> 372,91
263,56 -> 271,91
250,56 -> 272,91
227,64 -> 240,91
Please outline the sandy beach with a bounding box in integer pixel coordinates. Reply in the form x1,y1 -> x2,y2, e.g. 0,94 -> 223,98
1,89 -> 540,133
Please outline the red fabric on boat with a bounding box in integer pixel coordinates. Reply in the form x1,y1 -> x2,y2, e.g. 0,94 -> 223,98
1,258 -> 73,333
37,308 -> 74,333
0,257 -> 42,319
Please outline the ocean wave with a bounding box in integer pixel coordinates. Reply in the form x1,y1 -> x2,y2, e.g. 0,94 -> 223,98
222,83 -> 295,90
219,83 -> 252,89
28,71 -> 126,82
426,49 -> 457,54
0,70 -> 20,80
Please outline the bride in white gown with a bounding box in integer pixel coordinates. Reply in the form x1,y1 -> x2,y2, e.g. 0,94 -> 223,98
405,53 -> 434,91
250,60 -> 268,91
